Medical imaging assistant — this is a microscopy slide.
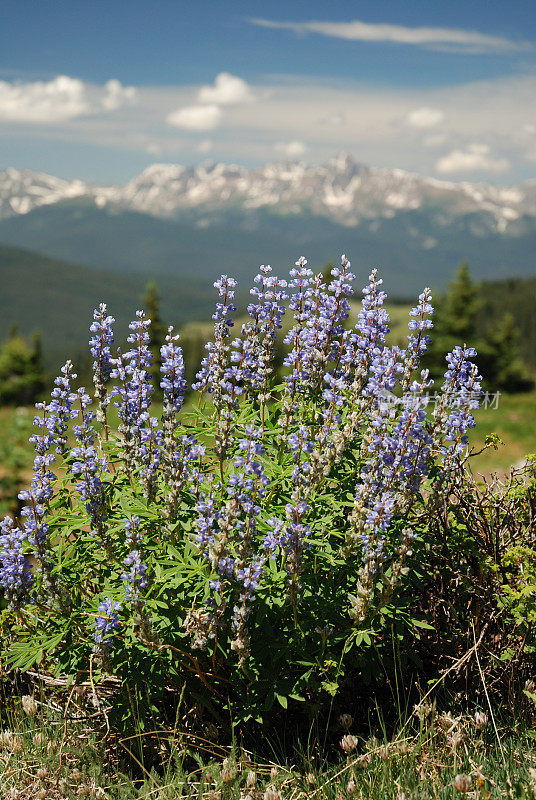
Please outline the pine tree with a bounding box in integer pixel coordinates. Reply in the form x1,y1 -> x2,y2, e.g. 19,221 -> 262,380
440,260 -> 480,342
486,313 -> 533,392
426,261 -> 483,382
0,329 -> 45,405
143,281 -> 167,395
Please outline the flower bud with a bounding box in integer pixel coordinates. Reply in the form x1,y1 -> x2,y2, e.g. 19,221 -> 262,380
340,734 -> 359,753
474,711 -> 488,730
338,713 -> 354,731
37,768 -> 48,781
270,766 -> 279,780
0,730 -> 13,750
246,771 -> 256,788
346,778 -> 356,795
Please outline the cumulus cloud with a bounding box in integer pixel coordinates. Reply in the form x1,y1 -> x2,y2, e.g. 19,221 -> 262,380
274,140 -> 307,158
249,17 -> 530,54
0,75 -> 137,123
436,143 -> 509,174
198,72 -> 253,105
406,106 -> 444,128
0,75 -> 90,122
166,104 -> 222,131
101,79 -> 138,111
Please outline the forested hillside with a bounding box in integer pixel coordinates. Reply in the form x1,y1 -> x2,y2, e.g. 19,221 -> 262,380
0,244 -> 214,369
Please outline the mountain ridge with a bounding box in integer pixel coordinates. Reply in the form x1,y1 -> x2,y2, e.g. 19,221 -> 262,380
2,155 -> 536,232
1,155 -> 535,297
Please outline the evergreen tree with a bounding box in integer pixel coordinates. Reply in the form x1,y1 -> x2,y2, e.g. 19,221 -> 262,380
0,329 -> 45,405
485,313 -> 533,392
143,281 -> 167,395
425,261 -> 483,382
440,260 -> 481,342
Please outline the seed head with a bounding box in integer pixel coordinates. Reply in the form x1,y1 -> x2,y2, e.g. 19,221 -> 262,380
449,730 -> 465,748
33,732 -> 44,748
338,713 -> 354,730
70,768 -> 83,784
270,766 -> 279,780
346,778 -> 356,795
221,763 -> 236,784
21,695 -> 38,717
263,787 -> 281,800
36,768 -> 48,781
453,774 -> 471,794
246,771 -> 256,788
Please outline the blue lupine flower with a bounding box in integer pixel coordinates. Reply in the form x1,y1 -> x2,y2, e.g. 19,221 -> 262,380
0,516 -> 31,600
122,549 -> 148,602
70,386 -> 108,538
111,310 -> 160,490
90,304 -> 115,423
193,275 -> 237,395
47,361 -> 78,454
94,598 -> 121,646
438,345 -> 482,457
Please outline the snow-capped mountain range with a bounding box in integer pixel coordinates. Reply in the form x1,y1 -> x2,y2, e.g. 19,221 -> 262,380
1,155 -> 535,297
1,155 -> 535,234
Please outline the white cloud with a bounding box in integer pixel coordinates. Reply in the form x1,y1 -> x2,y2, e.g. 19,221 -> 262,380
198,72 -> 253,105
0,75 -> 90,122
249,17 -> 530,54
166,104 -> 222,131
422,132 -> 447,148
274,140 -> 307,158
436,143 -> 509,174
2,71 -> 534,183
406,106 -> 444,128
198,139 -> 213,153
101,79 -> 138,111
0,75 -> 138,123
319,111 -> 346,126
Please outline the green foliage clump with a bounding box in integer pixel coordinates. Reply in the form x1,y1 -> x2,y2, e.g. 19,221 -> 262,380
0,258 -> 534,747
427,261 -> 533,392
0,327 -> 44,406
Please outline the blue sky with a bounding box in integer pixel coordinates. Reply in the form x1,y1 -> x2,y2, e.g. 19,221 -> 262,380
1,0 -> 535,183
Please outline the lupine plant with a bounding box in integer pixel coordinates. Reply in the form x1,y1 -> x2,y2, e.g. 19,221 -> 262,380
0,255 -> 500,729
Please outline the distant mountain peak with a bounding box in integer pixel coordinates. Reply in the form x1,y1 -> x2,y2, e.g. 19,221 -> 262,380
1,158 -> 535,233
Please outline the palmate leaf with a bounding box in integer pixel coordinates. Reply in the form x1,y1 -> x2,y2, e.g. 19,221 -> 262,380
6,628 -> 67,670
